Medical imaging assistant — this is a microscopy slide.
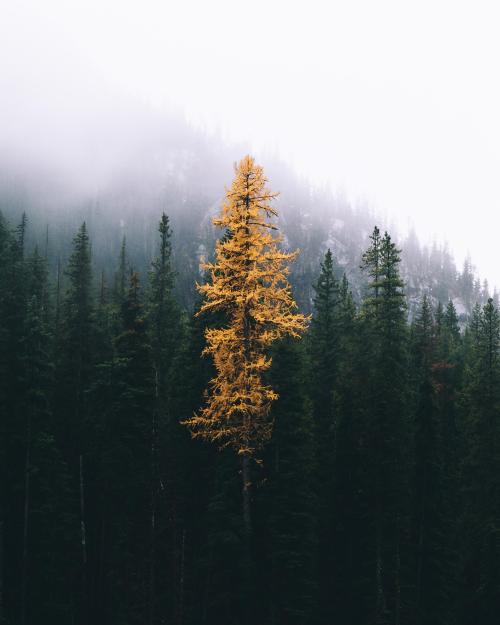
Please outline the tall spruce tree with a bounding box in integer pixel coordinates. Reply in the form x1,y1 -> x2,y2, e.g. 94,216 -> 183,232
460,298 -> 500,625
0,211 -> 12,624
90,272 -> 155,624
309,249 -> 340,620
20,267 -> 74,625
265,338 -> 317,625
114,236 -> 128,307
310,249 -> 340,419
360,228 -> 409,625
434,299 -> 463,621
179,288 -> 238,625
183,156 -> 307,625
54,222 -> 95,625
148,213 -> 177,407
328,273 -> 363,625
183,156 -> 307,528
57,222 -> 94,446
410,296 -> 450,625
19,250 -> 51,625
0,214 -> 30,625
0,211 -> 10,625
148,213 -> 184,625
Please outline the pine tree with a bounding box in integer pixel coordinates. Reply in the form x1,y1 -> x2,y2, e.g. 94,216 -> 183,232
0,213 -> 30,625
56,222 -> 94,458
433,299 -> 463,622
460,298 -> 500,625
54,222 -> 95,625
148,213 -> 177,404
311,249 -> 340,384
0,211 -> 9,625
360,228 -> 409,625
174,291 -> 232,625
308,250 -> 341,620
361,225 -> 383,309
114,236 -> 128,307
183,156 -> 307,528
444,301 -> 460,342
183,156 -> 307,624
435,300 -> 462,474
265,338 -> 317,625
147,213 -> 185,625
58,222 -> 94,435
90,272 -> 155,624
20,277 -> 74,624
19,251 -> 52,625
327,273 -> 363,625
310,247 -> 340,454
1,220 -> 75,625
200,447 -> 247,625
410,296 -> 450,625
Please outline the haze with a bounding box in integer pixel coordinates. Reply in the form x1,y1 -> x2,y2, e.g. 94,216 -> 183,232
2,0 -> 499,286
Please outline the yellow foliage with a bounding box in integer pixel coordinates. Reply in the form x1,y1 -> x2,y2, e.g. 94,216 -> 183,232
183,155 -> 308,455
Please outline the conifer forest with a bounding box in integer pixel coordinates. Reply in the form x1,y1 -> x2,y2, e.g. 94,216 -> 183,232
1,146 -> 500,625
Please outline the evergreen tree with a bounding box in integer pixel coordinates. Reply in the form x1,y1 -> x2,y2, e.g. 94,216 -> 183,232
183,156 -> 307,624
0,214 -> 29,625
327,273 -> 363,625
57,222 -> 94,445
19,252 -> 51,625
0,211 -> 9,625
433,299 -> 463,621
53,222 -> 95,624
409,296 -> 451,625
200,448 -> 247,625
113,236 -> 128,307
308,250 -> 341,621
147,212 -> 185,624
310,249 -> 340,404
91,272 -> 155,624
20,277 -> 74,625
265,338 -> 317,625
174,290 -> 231,625
460,298 -> 500,625
360,228 -> 409,625
148,212 -> 177,407
183,156 -> 307,526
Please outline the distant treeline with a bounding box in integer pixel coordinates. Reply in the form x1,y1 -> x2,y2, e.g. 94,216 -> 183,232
1,208 -> 499,625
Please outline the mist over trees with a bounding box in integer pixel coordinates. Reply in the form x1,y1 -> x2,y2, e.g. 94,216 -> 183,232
1,143 -> 500,625
0,113 -> 493,319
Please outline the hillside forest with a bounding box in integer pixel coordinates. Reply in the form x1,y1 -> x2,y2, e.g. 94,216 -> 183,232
1,153 -> 500,625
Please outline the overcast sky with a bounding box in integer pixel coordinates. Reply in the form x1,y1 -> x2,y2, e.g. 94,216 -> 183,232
2,0 -> 500,286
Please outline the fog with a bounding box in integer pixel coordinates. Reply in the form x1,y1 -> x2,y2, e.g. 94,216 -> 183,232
2,0 -> 500,286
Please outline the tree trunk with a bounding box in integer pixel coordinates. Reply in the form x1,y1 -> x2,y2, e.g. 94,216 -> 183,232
98,518 -> 106,621
55,258 -> 61,336
416,466 -> 427,625
149,405 -> 157,625
79,454 -> 87,625
395,513 -> 401,625
241,454 -> 252,538
241,453 -> 253,625
177,528 -> 186,625
375,489 -> 387,624
0,511 -> 4,625
21,417 -> 31,625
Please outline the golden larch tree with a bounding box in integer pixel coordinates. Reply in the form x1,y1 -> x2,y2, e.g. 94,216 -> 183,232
184,155 -> 308,531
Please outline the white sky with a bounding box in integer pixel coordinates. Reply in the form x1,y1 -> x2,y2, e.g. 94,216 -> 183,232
2,0 -> 500,286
